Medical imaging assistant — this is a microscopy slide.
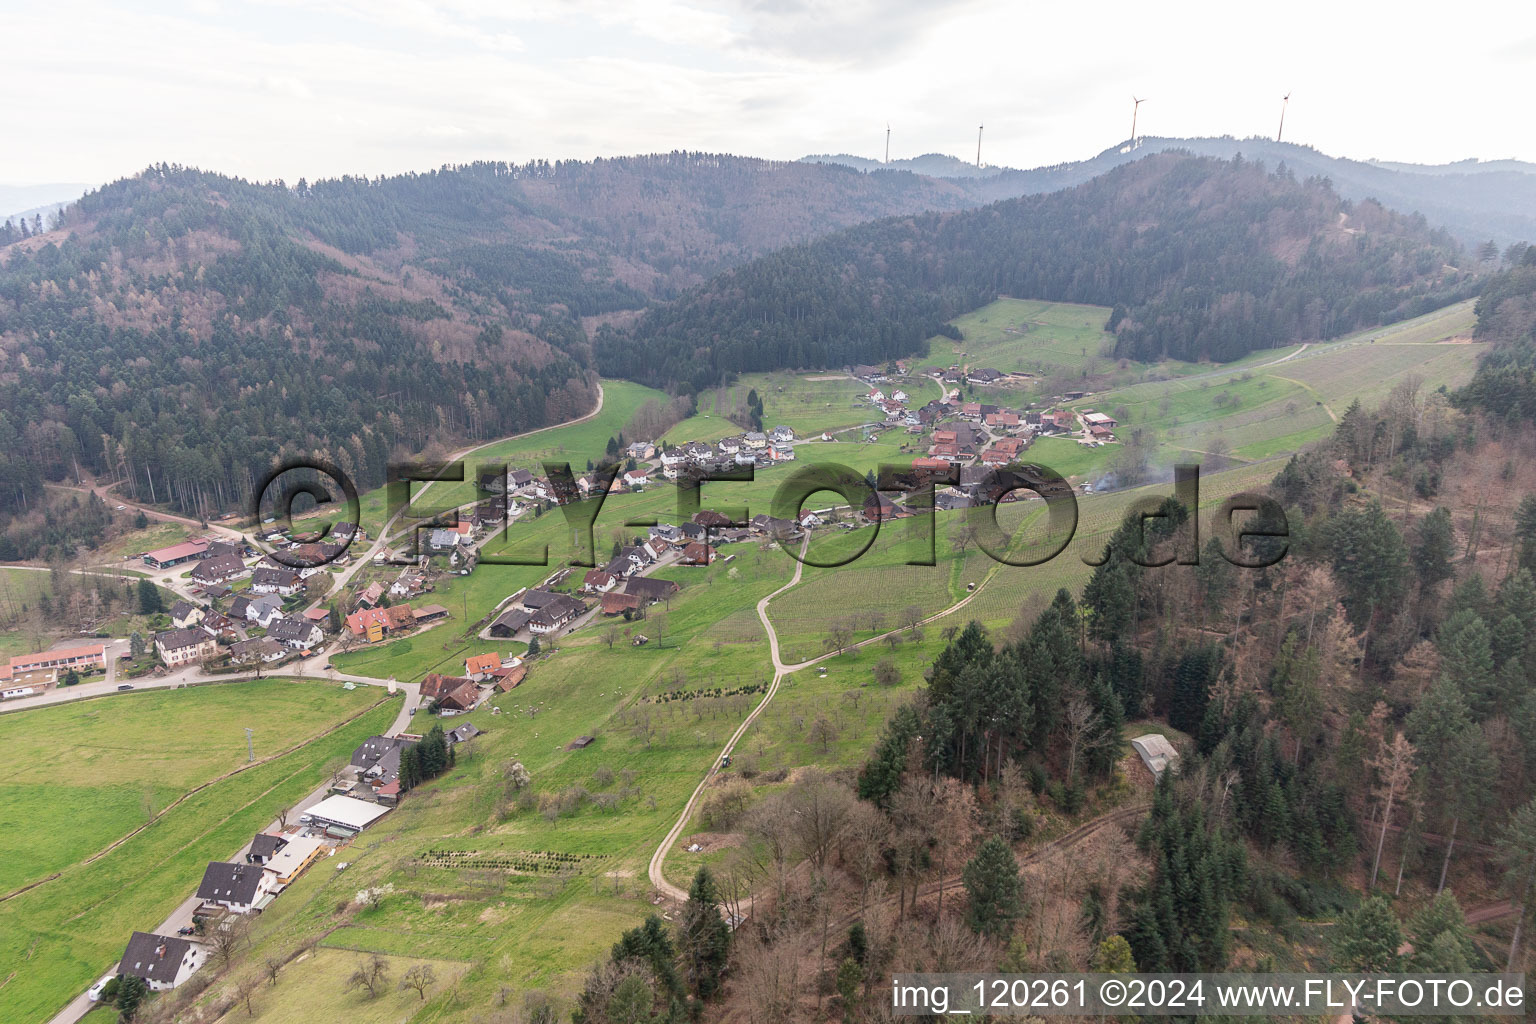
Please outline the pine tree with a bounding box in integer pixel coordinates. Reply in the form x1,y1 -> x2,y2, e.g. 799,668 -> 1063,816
1332,896 -> 1403,972
962,835 -> 1023,938
679,867 -> 730,1000
136,578 -> 163,615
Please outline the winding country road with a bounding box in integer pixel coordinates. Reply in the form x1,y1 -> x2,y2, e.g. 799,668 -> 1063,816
648,535 -> 810,901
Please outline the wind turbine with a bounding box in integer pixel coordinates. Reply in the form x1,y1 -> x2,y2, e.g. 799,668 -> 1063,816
1277,92 -> 1291,143
1130,97 -> 1146,146
976,124 -> 984,168
885,123 -> 891,164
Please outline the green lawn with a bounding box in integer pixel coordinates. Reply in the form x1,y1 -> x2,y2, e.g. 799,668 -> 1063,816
0,688 -> 400,1024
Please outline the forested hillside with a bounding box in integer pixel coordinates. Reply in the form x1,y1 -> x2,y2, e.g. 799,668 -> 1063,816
0,154 -> 1033,520
1457,243 -> 1536,422
612,154 -> 1474,389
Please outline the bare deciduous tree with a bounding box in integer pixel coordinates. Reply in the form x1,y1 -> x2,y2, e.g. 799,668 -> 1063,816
400,963 -> 437,1000
346,954 -> 391,998
1369,732 -> 1417,888
205,916 -> 251,972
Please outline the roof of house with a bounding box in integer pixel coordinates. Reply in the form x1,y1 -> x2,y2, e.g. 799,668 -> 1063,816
170,600 -> 197,620
412,603 -> 449,620
494,664 -> 528,691
519,589 -> 564,610
447,723 -> 482,744
269,618 -> 318,643
249,833 -> 287,859
119,932 -> 195,983
419,673 -> 473,700
252,567 -> 301,587
302,606 -> 329,622
155,627 -> 211,652
465,652 -> 502,674
191,554 -> 246,579
601,592 -> 644,614
262,834 -> 326,879
436,679 -> 482,711
490,608 -> 532,634
196,861 -> 264,904
623,576 -> 679,600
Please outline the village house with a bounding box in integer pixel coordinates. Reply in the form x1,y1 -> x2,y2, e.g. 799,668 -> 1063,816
244,596 -> 284,629
251,567 -> 302,596
582,569 -> 619,594
199,610 -> 241,641
269,617 -> 323,650
966,367 -> 1004,385
492,663 -> 528,691
189,554 -> 249,586
195,861 -> 271,914
228,638 -> 286,665
351,734 -> 417,786
626,441 -> 656,461
742,431 -> 768,450
624,575 -> 680,604
117,932 -> 203,991
357,581 -> 386,608
601,591 -> 645,616
155,628 -> 217,667
769,425 -> 795,443
621,468 -> 649,489
641,536 -> 670,561
169,601 -> 204,629
680,542 -> 716,566
717,436 -> 741,455
464,652 -> 503,680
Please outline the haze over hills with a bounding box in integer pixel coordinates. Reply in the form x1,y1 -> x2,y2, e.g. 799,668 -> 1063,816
805,137 -> 1536,247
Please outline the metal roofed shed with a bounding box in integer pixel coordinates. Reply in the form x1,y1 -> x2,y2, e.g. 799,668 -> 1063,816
299,795 -> 391,833
1131,734 -> 1180,781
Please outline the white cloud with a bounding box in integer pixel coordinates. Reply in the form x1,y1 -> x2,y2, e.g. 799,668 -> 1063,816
0,0 -> 1530,185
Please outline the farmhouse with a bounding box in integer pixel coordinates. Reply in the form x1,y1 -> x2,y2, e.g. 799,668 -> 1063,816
680,542 -> 715,565
623,577 -> 679,604
436,679 -> 483,712
417,674 -> 473,702
155,628 -> 217,667
303,795 -> 392,836
601,592 -> 644,615
528,595 -> 585,634
411,604 -> 449,624
118,932 -> 203,991
195,861 -> 271,913
143,538 -> 211,569
1082,411 -> 1118,428
583,570 -> 618,594
189,554 -> 249,586
489,608 -> 533,638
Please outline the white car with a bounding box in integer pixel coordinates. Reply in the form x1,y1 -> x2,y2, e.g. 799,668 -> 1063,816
87,972 -> 115,1002
114,504 -> 127,511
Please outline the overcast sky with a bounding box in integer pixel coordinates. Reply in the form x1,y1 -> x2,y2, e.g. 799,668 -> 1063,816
5,0 -> 1535,187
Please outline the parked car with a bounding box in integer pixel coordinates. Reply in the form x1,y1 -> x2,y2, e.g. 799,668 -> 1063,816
176,926 -> 195,936
116,684 -> 134,691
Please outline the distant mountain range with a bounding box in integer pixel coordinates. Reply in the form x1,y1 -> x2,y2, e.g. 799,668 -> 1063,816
803,138 -> 1536,246
0,183 -> 93,225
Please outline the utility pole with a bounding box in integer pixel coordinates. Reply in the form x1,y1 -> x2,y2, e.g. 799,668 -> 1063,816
245,727 -> 254,763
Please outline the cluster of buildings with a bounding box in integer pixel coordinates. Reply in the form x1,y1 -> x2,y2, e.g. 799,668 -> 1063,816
0,641 -> 109,698
108,719 -> 485,998
655,425 -> 796,480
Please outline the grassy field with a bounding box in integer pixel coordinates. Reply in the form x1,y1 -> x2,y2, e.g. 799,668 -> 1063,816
0,686 -> 399,1024
213,948 -> 471,1024
926,298 -> 1118,375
